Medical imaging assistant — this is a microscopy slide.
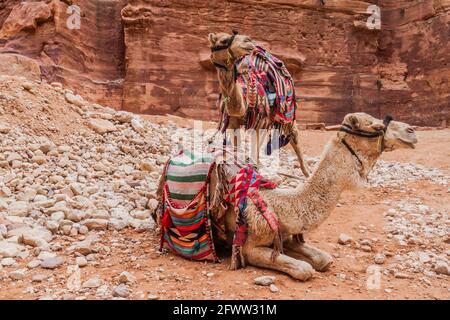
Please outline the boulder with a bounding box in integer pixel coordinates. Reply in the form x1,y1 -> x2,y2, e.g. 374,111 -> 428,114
87,119 -> 117,134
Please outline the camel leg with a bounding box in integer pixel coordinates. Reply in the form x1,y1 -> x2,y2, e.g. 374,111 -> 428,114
290,126 -> 311,178
284,237 -> 333,272
245,246 -> 315,281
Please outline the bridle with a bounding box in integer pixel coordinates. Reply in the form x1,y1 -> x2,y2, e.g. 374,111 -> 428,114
339,115 -> 393,168
210,30 -> 239,71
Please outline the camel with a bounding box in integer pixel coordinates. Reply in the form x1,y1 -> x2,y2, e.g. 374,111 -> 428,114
208,32 -> 311,178
205,112 -> 418,280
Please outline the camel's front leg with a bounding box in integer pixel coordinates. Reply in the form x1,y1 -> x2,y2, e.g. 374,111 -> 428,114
284,237 -> 333,272
244,246 -> 314,281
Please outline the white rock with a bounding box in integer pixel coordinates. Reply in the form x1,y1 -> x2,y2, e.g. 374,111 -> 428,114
8,201 -> 30,217
269,284 -> 279,293
81,219 -> 108,230
0,241 -> 23,258
435,261 -> 450,276
10,269 -> 27,280
37,251 -> 56,260
65,92 -> 85,107
338,233 -> 353,245
113,284 -> 131,298
88,119 -> 117,134
41,256 -> 64,269
27,260 -> 41,269
1,257 -> 16,266
131,118 -> 146,134
83,277 -> 102,288
0,122 -> 11,134
374,253 -> 386,265
254,276 -> 276,286
16,227 -> 52,248
76,256 -> 88,267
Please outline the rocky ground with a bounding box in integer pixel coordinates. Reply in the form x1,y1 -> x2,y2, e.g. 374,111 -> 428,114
0,76 -> 449,300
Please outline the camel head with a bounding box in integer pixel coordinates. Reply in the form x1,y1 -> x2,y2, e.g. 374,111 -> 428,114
208,31 -> 255,68
340,112 -> 418,154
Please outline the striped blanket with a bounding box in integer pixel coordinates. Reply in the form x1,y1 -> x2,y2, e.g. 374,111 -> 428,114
159,150 -> 219,261
158,148 -> 281,268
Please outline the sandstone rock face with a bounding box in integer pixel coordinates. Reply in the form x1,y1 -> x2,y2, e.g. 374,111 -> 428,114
0,0 -> 448,125
0,53 -> 41,81
0,0 -> 126,109
0,1 -> 52,38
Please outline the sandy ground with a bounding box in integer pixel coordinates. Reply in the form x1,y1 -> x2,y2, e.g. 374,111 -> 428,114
1,126 -> 449,300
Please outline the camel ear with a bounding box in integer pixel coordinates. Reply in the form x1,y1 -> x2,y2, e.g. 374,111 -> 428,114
208,33 -> 217,46
347,114 -> 360,130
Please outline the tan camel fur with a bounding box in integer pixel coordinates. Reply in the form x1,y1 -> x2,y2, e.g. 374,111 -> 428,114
208,32 -> 311,178
210,112 -> 418,280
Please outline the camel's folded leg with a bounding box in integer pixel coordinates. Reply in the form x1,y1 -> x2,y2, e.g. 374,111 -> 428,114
290,126 -> 311,178
284,238 -> 333,272
245,246 -> 314,281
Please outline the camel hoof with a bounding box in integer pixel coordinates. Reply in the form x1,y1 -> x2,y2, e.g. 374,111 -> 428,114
302,168 -> 311,178
314,253 -> 333,272
290,261 -> 315,281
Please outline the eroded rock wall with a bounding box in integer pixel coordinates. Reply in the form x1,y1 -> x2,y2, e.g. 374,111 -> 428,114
0,0 -> 127,109
378,0 -> 450,126
0,0 -> 448,125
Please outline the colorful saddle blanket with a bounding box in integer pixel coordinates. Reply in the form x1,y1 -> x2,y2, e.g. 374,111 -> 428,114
159,150 -> 219,261
235,46 -> 298,129
159,148 -> 281,268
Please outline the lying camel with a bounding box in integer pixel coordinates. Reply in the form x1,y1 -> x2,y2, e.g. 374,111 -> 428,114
208,112 -> 417,280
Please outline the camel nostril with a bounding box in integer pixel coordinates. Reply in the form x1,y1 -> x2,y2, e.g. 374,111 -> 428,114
407,127 -> 415,133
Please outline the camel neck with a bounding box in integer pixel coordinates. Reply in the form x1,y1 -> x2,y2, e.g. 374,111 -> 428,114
217,68 -> 245,117
290,139 -> 364,232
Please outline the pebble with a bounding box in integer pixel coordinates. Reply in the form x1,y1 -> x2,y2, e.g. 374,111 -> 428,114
32,274 -> 48,282
254,276 -> 276,286
27,260 -> 41,269
113,284 -> 131,298
1,257 -> 16,266
338,233 -> 353,245
269,284 -> 279,293
41,256 -> 64,269
76,256 -> 88,267
10,269 -> 27,280
118,271 -> 136,284
434,261 -> 450,276
83,277 -> 102,289
374,253 -> 386,265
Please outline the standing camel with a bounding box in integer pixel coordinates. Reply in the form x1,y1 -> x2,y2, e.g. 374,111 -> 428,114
208,32 -> 311,177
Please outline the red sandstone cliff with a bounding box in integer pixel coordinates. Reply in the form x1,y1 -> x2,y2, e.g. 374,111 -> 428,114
0,0 -> 448,126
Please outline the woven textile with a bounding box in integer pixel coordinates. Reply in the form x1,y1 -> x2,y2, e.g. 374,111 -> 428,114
158,148 -> 282,267
159,149 -> 219,261
223,165 -> 280,269
235,46 -> 298,129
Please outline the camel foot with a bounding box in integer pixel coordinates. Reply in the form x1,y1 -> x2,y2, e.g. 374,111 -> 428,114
245,246 -> 315,281
285,240 -> 333,272
301,166 -> 311,178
